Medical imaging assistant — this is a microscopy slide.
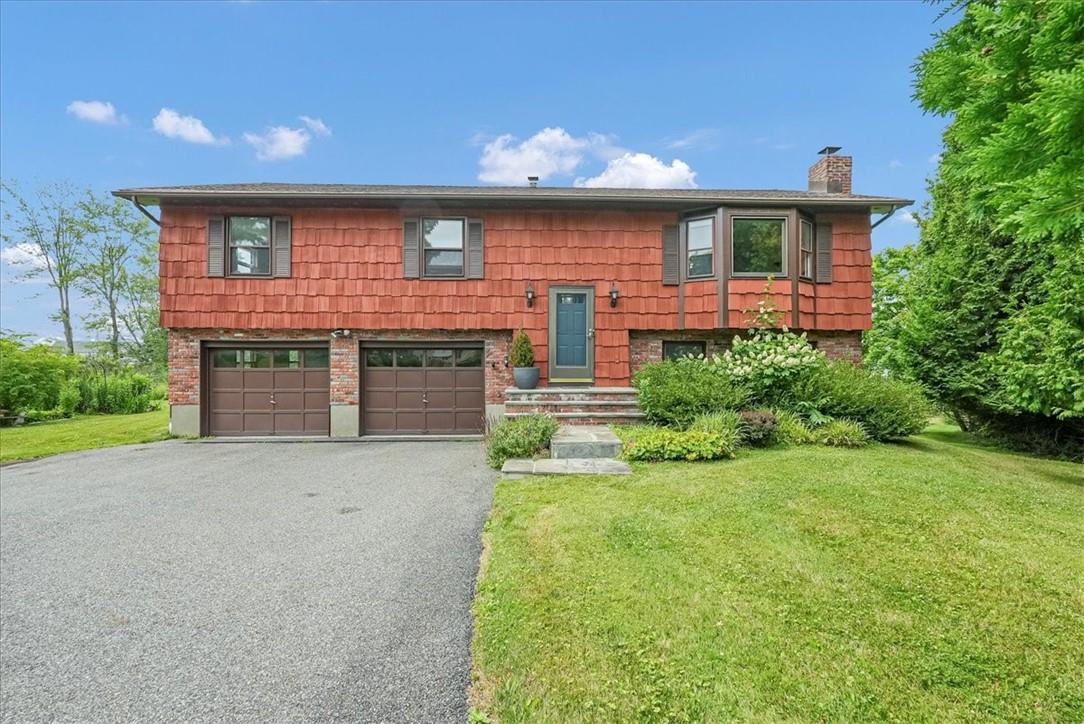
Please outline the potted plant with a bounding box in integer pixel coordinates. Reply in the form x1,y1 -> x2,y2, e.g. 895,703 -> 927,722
510,330 -> 540,389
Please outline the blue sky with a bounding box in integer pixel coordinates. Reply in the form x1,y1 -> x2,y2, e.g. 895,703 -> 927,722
1,0 -> 946,338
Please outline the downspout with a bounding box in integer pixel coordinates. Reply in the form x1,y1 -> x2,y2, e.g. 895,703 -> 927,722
122,195 -> 161,227
870,204 -> 902,230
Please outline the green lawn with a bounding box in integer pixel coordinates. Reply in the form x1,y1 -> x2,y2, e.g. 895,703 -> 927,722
471,424 -> 1084,722
0,407 -> 171,463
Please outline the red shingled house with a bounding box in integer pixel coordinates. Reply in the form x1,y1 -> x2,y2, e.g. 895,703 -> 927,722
114,150 -> 910,438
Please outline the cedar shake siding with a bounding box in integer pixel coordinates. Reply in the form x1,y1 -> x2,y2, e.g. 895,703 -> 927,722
159,206 -> 875,385
122,167 -> 909,436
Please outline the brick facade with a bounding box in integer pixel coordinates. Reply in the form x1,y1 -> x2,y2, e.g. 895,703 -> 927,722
629,329 -> 863,376
168,328 -> 513,408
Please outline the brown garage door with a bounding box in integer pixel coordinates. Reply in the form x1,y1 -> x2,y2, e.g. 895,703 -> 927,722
207,347 -> 330,436
362,346 -> 485,434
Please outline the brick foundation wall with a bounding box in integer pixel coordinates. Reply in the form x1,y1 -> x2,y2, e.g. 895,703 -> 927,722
629,329 -> 863,375
168,328 -> 513,408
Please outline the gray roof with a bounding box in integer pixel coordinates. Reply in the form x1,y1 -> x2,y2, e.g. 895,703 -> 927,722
112,183 -> 912,212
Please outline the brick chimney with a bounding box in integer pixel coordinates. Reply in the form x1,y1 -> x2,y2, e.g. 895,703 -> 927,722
808,148 -> 852,194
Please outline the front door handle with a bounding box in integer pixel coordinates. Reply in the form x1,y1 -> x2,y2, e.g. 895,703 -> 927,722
587,328 -> 595,339
269,394 -> 277,406
422,396 -> 429,405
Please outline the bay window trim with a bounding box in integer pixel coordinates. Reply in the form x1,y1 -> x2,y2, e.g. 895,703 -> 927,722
727,211 -> 790,278
683,214 -> 716,280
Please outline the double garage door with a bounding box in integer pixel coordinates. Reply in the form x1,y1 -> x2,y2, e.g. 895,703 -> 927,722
205,343 -> 484,436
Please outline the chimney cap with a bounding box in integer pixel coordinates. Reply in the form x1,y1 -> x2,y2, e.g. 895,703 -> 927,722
817,146 -> 843,156
527,175 -> 539,187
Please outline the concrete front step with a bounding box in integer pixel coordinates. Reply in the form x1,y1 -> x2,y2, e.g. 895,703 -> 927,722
504,387 -> 638,403
550,425 -> 623,459
506,411 -> 646,425
501,457 -> 632,478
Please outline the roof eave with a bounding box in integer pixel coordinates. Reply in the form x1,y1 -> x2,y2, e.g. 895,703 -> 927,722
112,188 -> 913,211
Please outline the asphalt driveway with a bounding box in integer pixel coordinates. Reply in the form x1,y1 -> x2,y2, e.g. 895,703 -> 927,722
0,440 -> 496,723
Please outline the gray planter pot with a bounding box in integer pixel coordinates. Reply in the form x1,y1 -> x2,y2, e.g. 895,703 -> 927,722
513,366 -> 540,390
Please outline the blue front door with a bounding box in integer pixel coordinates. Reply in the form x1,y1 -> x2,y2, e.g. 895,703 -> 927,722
549,287 -> 594,382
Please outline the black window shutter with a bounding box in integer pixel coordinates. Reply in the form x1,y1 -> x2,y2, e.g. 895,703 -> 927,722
272,216 -> 292,277
815,222 -> 833,283
662,224 -> 679,285
466,218 -> 484,279
207,216 -> 225,277
403,218 -> 420,278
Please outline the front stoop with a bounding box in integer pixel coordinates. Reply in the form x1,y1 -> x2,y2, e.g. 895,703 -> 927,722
501,424 -> 630,478
504,386 -> 645,425
501,457 -> 631,478
550,425 -> 623,459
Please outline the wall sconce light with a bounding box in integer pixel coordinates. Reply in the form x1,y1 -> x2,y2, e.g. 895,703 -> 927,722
526,282 -> 536,308
609,282 -> 620,308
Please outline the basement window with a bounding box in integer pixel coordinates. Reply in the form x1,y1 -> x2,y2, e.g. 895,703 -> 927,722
663,340 -> 707,360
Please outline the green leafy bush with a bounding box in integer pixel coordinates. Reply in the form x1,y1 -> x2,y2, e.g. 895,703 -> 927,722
794,362 -> 929,441
623,428 -> 736,462
58,381 -> 81,417
0,337 -> 79,413
739,410 -> 779,447
486,414 -> 558,469
509,330 -> 534,367
21,408 -> 70,423
74,372 -> 159,415
689,411 -> 743,451
634,360 -> 749,429
816,419 -> 869,448
774,409 -> 816,445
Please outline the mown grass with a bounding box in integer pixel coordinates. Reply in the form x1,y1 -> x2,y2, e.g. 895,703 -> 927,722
0,407 -> 170,463
471,423 -> 1084,722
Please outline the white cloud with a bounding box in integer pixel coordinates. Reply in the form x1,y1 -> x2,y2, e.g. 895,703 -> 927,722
928,153 -> 942,164
575,152 -> 697,189
243,126 -> 311,161
895,210 -> 918,225
1,243 -> 48,271
300,115 -> 332,137
152,108 -> 225,145
889,159 -> 904,169
67,100 -> 125,125
665,128 -> 719,150
478,127 -> 592,184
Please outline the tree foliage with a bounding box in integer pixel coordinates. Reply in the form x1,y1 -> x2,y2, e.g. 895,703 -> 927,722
901,0 -> 1084,453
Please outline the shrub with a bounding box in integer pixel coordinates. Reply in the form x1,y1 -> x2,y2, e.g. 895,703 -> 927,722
0,337 -> 79,413
509,330 -> 534,367
21,408 -> 71,423
816,418 -> 869,448
634,360 -> 749,429
711,329 -> 826,404
58,381 -> 81,417
773,409 -> 816,445
690,411 -> 744,450
623,428 -> 736,462
610,424 -> 657,446
74,372 -> 158,415
486,414 -> 558,469
794,362 -> 930,440
739,410 -> 779,447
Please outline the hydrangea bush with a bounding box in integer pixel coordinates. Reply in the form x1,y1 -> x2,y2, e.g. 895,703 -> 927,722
708,328 -> 825,403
